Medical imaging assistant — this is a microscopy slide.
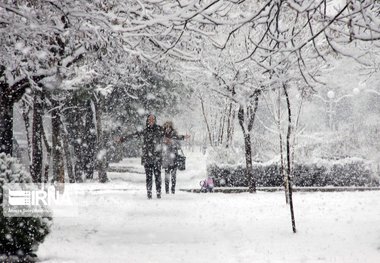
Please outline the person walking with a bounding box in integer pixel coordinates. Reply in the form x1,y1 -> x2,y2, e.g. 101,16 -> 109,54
162,121 -> 189,194
118,114 -> 164,199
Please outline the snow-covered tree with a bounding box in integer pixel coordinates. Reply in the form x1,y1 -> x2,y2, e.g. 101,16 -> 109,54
0,153 -> 52,262
0,0 -> 218,183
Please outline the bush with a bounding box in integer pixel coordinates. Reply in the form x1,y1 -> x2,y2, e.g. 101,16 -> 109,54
208,158 -> 380,187
0,153 -> 52,262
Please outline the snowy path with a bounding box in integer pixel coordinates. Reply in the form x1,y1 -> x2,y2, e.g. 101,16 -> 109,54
38,152 -> 380,263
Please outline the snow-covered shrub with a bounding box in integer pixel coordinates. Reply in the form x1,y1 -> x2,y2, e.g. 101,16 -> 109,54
208,163 -> 283,187
295,158 -> 378,187
207,164 -> 246,187
208,157 -> 380,187
293,164 -> 328,187
0,153 -> 52,262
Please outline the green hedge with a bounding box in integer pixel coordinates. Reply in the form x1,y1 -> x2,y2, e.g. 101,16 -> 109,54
207,160 -> 379,187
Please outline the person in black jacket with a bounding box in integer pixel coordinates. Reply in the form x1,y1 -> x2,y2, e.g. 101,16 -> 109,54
119,114 -> 164,199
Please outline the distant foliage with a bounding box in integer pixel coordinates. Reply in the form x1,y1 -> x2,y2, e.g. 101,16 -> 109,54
0,153 -> 52,262
208,159 -> 379,187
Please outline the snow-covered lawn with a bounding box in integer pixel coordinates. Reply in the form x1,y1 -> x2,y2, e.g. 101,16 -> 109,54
38,152 -> 380,263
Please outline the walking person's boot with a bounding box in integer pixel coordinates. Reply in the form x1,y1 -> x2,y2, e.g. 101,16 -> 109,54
171,168 -> 177,194
165,169 -> 170,194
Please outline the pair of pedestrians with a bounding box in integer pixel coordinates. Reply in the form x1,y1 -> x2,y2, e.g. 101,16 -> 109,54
118,114 -> 189,199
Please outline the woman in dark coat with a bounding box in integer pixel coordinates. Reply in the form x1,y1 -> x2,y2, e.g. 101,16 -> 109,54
120,114 -> 164,199
162,121 -> 188,194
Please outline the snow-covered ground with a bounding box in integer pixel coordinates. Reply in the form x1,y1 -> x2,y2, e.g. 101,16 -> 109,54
38,151 -> 380,263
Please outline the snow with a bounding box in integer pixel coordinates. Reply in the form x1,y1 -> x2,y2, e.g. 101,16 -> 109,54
2,1 -> 380,262
37,152 -> 380,263
96,149 -> 107,161
137,108 -> 146,115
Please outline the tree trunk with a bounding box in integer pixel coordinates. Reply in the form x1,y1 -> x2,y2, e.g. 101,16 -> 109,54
52,100 -> 65,189
0,73 -> 33,156
238,105 -> 256,193
200,97 -> 213,146
229,109 -> 236,146
280,123 -> 288,203
0,95 -> 13,155
244,133 -> 255,193
276,88 -> 288,204
95,98 -> 108,183
218,104 -> 227,145
226,103 -> 234,148
61,119 -> 76,183
31,93 -> 43,183
84,100 -> 96,179
284,85 -> 296,233
68,103 -> 85,183
211,112 -> 216,146
42,125 -> 51,183
21,101 -> 32,163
